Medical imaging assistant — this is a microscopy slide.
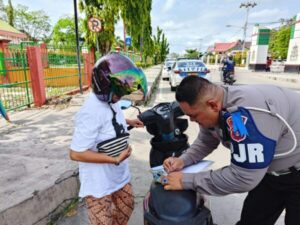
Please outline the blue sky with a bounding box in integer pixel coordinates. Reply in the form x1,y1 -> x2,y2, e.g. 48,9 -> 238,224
5,0 -> 300,54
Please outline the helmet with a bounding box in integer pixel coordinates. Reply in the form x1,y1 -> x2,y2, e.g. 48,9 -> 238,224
92,52 -> 148,102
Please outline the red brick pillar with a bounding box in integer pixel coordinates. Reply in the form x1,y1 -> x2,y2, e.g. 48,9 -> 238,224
0,41 -> 10,59
83,53 -> 90,86
40,43 -> 49,68
27,46 -> 46,107
90,48 -> 95,64
0,41 -> 11,83
83,49 -> 96,87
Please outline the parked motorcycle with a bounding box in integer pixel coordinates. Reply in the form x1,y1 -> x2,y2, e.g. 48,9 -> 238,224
121,100 -> 214,225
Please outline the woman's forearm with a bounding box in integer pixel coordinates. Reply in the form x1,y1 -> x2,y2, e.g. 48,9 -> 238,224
69,149 -> 117,164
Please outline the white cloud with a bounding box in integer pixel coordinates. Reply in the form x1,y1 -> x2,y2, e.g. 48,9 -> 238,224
7,0 -> 300,54
160,20 -> 186,31
250,8 -> 282,19
6,0 -> 74,24
162,0 -> 176,13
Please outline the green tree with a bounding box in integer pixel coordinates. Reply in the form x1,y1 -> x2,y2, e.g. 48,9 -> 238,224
79,0 -> 117,55
198,52 -> 204,58
14,4 -> 51,41
269,26 -> 291,60
137,0 -> 153,62
6,0 -> 14,26
184,49 -> 199,59
0,0 -> 7,21
112,36 -> 124,50
152,27 -> 169,64
160,33 -> 169,62
116,0 -> 153,60
51,16 -> 83,47
234,51 -> 242,65
169,52 -> 179,59
79,0 -> 153,58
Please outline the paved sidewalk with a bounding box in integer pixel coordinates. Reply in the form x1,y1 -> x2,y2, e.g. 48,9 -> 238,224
238,67 -> 300,84
207,64 -> 300,84
0,65 -> 162,225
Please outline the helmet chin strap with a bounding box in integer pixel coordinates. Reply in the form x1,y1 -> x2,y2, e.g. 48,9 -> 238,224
108,92 -> 114,103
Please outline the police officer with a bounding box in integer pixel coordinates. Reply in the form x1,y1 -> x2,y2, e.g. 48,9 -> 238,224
222,55 -> 235,83
163,76 -> 300,225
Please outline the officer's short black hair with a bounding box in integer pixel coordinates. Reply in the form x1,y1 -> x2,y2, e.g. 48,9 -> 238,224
175,76 -> 213,105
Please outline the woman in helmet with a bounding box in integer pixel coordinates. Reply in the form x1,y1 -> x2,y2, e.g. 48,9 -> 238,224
69,53 -> 148,225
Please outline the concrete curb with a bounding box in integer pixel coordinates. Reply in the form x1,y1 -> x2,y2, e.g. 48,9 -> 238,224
207,64 -> 300,84
236,67 -> 300,84
0,170 -> 79,225
145,65 -> 162,105
256,74 -> 300,84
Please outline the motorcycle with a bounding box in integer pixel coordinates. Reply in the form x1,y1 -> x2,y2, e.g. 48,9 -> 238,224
121,100 -> 214,225
220,67 -> 236,85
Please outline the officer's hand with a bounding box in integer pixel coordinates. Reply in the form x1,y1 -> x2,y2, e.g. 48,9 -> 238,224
163,157 -> 184,173
162,172 -> 183,191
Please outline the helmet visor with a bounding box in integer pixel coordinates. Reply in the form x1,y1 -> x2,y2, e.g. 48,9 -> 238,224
110,67 -> 148,98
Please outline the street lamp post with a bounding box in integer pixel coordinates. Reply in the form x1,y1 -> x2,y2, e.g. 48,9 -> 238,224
73,0 -> 83,94
197,38 -> 203,58
240,1 -> 257,64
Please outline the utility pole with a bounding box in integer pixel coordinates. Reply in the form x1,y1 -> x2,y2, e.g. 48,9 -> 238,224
197,38 -> 203,59
123,20 -> 127,52
73,0 -> 83,94
240,1 -> 257,64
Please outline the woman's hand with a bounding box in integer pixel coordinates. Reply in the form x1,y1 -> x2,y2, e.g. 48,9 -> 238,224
115,145 -> 132,164
163,157 -> 184,173
126,118 -> 144,128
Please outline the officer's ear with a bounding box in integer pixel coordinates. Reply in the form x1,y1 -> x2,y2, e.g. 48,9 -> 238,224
206,99 -> 220,112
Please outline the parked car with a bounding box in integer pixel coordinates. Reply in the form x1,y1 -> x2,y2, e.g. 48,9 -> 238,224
162,60 -> 175,81
169,59 -> 211,91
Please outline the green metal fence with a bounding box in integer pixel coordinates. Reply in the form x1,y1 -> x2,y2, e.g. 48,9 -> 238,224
119,51 -> 141,64
0,43 -> 145,114
0,43 -> 33,111
43,45 -> 87,99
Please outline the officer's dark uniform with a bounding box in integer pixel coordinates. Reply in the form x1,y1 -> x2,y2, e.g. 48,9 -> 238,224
222,59 -> 235,81
179,84 -> 300,225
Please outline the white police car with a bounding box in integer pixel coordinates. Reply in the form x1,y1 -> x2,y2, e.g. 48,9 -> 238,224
169,59 -> 211,91
162,60 -> 176,81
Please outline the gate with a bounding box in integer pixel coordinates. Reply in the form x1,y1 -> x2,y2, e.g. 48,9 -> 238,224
0,43 -> 33,111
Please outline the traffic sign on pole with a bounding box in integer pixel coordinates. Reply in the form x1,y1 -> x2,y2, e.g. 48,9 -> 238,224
88,17 -> 102,33
125,36 -> 132,46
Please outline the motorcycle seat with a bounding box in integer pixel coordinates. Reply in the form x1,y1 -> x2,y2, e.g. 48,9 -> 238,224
149,182 -> 199,222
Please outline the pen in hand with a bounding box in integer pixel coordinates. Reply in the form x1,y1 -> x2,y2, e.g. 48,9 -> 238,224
167,152 -> 175,173
168,152 -> 175,172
